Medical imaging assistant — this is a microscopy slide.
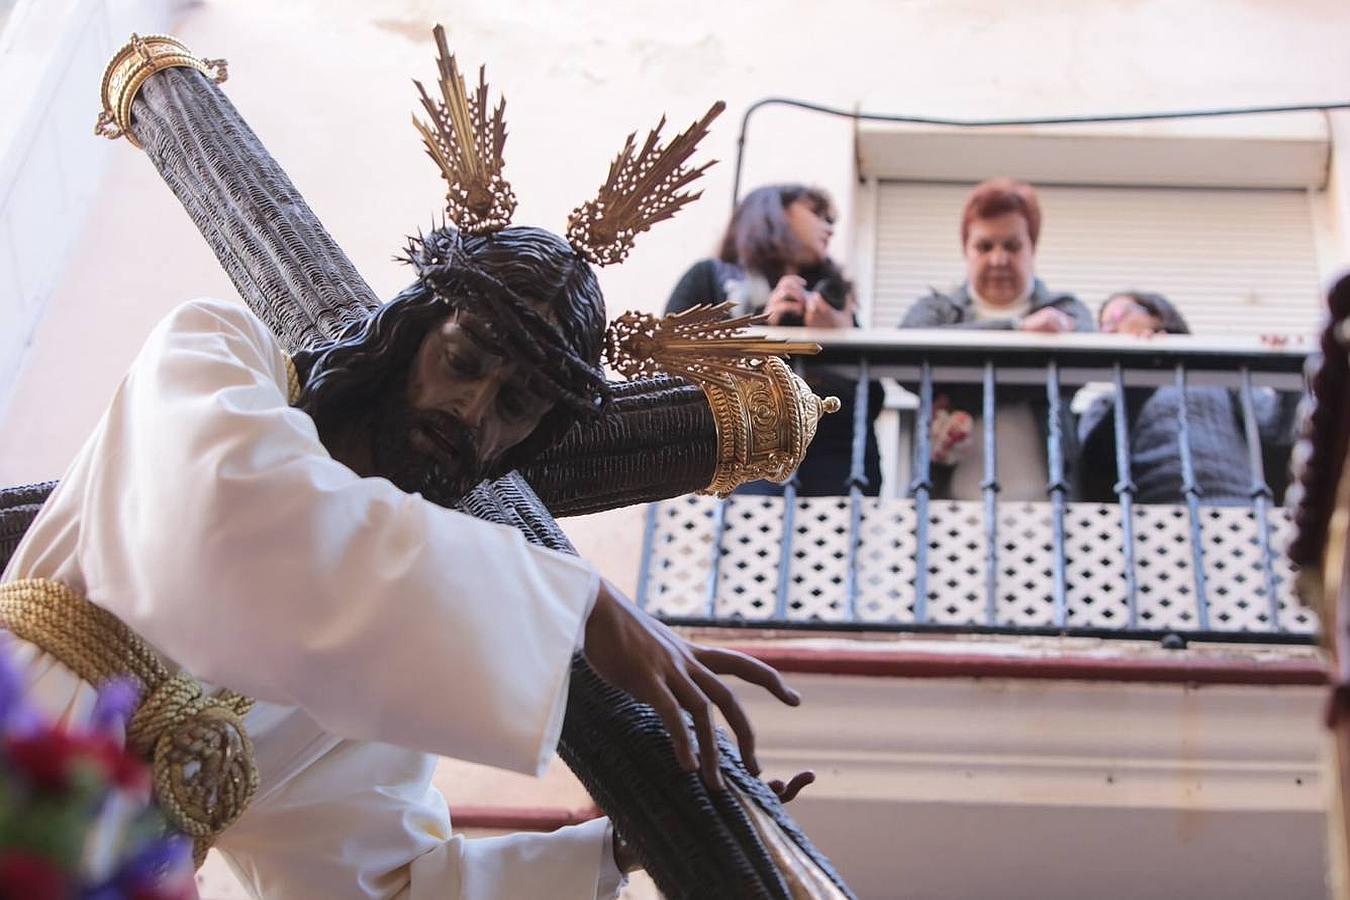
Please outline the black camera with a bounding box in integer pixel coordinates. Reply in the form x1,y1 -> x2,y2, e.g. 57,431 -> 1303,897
775,273 -> 850,327
813,273 -> 850,311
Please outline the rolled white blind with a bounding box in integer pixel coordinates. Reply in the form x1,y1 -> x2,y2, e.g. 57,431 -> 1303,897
870,181 -> 1323,337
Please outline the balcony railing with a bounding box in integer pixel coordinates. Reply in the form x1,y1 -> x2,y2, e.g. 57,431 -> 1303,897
636,328 -> 1314,644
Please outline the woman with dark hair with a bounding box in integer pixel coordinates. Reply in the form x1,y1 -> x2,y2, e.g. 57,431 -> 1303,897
1078,291 -> 1300,504
665,184 -> 883,496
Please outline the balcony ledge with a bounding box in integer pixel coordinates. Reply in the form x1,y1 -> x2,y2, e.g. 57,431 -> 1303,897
689,630 -> 1327,686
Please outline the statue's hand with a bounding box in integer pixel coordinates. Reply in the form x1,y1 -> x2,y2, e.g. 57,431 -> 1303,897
583,578 -> 800,789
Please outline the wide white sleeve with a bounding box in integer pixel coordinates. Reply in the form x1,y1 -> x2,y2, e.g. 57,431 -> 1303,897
79,299 -> 598,774
218,740 -> 624,900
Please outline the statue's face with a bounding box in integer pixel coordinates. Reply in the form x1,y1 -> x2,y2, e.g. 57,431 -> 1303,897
406,309 -> 555,467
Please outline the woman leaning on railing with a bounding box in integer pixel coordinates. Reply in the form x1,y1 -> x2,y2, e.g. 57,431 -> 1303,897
1078,291 -> 1301,505
897,177 -> 1092,502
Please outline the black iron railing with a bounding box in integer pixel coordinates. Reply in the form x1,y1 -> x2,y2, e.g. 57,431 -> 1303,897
637,329 -> 1312,644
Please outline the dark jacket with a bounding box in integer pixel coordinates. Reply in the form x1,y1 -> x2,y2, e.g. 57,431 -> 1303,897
664,258 -> 883,496
1077,385 -> 1300,505
666,258 -> 851,319
666,259 -> 734,316
897,279 -> 1091,500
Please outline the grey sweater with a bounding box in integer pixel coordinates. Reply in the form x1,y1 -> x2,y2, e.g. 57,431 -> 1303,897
899,279 -> 1094,332
897,279 -> 1093,500
1077,386 -> 1300,505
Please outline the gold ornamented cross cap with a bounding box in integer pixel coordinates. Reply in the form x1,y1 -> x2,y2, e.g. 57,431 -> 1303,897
96,33 -> 227,148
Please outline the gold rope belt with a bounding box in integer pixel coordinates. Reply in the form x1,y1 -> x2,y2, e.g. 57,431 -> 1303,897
0,358 -> 297,865
0,580 -> 258,868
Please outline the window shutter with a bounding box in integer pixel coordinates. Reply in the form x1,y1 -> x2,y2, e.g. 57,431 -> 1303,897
871,181 -> 1323,337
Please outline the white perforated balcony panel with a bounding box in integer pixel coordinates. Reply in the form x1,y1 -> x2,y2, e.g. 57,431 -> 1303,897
640,496 -> 1313,638
869,181 -> 1324,338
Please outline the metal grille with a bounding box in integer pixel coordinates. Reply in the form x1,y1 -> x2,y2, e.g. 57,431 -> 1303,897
641,495 -> 720,619
717,494 -> 787,621
639,495 -> 1314,641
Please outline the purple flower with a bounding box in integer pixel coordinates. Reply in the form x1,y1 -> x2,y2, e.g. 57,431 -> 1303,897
79,887 -> 122,900
0,635 -> 25,729
2,705 -> 42,740
80,833 -> 193,899
0,639 -> 193,899
89,678 -> 140,736
112,833 -> 193,897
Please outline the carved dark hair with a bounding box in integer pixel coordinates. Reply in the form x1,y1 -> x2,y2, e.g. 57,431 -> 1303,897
295,225 -> 610,497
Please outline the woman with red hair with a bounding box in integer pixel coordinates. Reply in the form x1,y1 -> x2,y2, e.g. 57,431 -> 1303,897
901,178 -> 1090,332
899,178 -> 1092,501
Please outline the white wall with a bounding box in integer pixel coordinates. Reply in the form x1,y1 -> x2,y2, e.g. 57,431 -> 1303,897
0,0 -> 187,429
1,0 -> 1348,581
744,670 -> 1327,899
1323,110 -> 1350,278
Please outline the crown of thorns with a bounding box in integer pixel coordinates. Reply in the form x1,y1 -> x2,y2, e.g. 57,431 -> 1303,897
401,227 -> 610,419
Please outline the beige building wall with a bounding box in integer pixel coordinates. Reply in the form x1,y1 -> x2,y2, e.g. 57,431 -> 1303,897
2,0 -> 1349,580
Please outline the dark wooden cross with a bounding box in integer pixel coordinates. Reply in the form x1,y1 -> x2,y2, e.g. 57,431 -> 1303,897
1,50 -> 854,900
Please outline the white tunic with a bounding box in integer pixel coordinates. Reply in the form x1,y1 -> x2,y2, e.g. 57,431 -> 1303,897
2,299 -> 625,899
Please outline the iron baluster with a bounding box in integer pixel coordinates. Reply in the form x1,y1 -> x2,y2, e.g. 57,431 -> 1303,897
844,358 -> 871,622
981,361 -> 1000,626
1238,367 -> 1281,632
1046,360 -> 1068,628
1174,364 -> 1211,630
635,500 -> 660,610
1112,363 -> 1140,628
706,498 -> 729,619
910,361 -> 935,624
773,358 -> 806,621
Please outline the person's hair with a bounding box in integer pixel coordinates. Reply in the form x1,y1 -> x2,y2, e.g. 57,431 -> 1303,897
1101,290 -> 1191,335
960,177 -> 1042,248
294,225 -> 609,500
718,183 -> 841,285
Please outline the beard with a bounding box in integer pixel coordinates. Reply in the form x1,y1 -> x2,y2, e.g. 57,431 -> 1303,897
370,400 -> 487,508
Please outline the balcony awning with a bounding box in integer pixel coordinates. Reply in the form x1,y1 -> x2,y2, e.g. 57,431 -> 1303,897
854,112 -> 1331,190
